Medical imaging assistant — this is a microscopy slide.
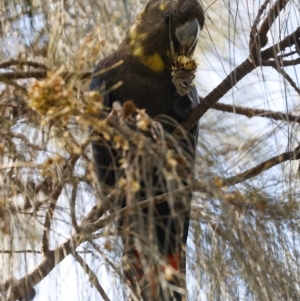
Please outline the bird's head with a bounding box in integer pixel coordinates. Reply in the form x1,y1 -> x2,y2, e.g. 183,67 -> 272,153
125,0 -> 205,72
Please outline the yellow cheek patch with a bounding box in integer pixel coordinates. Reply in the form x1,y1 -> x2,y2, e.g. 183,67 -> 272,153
143,53 -> 165,72
129,33 -> 165,72
128,21 -> 165,72
159,3 -> 166,11
132,46 -> 144,58
132,46 -> 165,72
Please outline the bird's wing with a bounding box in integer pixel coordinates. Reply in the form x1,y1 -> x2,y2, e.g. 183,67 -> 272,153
89,76 -> 118,192
188,85 -> 200,149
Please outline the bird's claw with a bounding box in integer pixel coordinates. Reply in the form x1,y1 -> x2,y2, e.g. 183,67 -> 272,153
172,69 -> 195,96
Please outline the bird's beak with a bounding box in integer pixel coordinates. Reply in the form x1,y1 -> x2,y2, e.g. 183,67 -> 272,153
175,18 -> 200,57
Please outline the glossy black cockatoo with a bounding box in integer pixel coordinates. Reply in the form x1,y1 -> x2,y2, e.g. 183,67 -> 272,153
90,0 -> 204,300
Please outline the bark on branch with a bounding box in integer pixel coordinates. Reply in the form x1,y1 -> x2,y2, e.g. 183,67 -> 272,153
212,102 -> 300,124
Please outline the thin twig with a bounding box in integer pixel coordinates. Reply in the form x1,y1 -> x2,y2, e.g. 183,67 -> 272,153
250,0 -> 290,60
178,27 -> 300,133
0,77 -> 28,94
41,131 -> 92,254
261,27 -> 300,60
80,188 -> 120,227
41,158 -> 82,254
87,239 -> 140,301
9,131 -> 45,151
81,144 -> 300,235
261,57 -> 300,67
212,102 -> 300,124
92,60 -> 124,77
5,142 -> 300,300
5,234 -> 84,300
0,161 -> 37,170
249,0 -> 270,48
70,182 -> 79,232
259,0 -> 289,37
41,180 -> 66,255
276,67 -> 300,95
176,58 -> 255,133
0,250 -> 42,254
277,50 -> 299,59
73,251 -> 111,301
224,145 -> 300,185
0,71 -> 91,81
0,59 -> 47,70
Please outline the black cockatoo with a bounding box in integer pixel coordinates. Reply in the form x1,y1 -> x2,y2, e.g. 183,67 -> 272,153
89,0 -> 204,299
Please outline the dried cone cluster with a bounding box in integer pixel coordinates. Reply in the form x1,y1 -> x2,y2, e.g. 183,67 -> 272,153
28,73 -> 75,119
171,55 -> 198,95
171,55 -> 198,77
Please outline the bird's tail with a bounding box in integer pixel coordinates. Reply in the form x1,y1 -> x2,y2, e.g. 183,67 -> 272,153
124,250 -> 187,301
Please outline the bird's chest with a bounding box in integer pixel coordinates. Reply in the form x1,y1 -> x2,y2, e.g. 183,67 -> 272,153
110,70 -> 175,118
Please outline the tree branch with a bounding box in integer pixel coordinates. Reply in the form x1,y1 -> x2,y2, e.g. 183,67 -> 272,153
176,58 -> 255,133
177,3 -> 298,134
261,27 -> 300,60
212,102 -> 300,124
250,0 -> 290,57
261,57 -> 300,67
70,182 -> 79,232
249,0 -> 270,48
223,145 -> 300,186
5,236 -> 82,300
259,0 -> 289,37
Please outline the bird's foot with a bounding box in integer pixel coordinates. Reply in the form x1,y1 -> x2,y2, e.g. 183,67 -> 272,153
172,69 -> 195,96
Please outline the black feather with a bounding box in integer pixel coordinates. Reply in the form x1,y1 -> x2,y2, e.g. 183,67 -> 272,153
89,0 -> 204,299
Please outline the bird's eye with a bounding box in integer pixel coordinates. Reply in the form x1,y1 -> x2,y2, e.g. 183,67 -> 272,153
164,12 -> 171,23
